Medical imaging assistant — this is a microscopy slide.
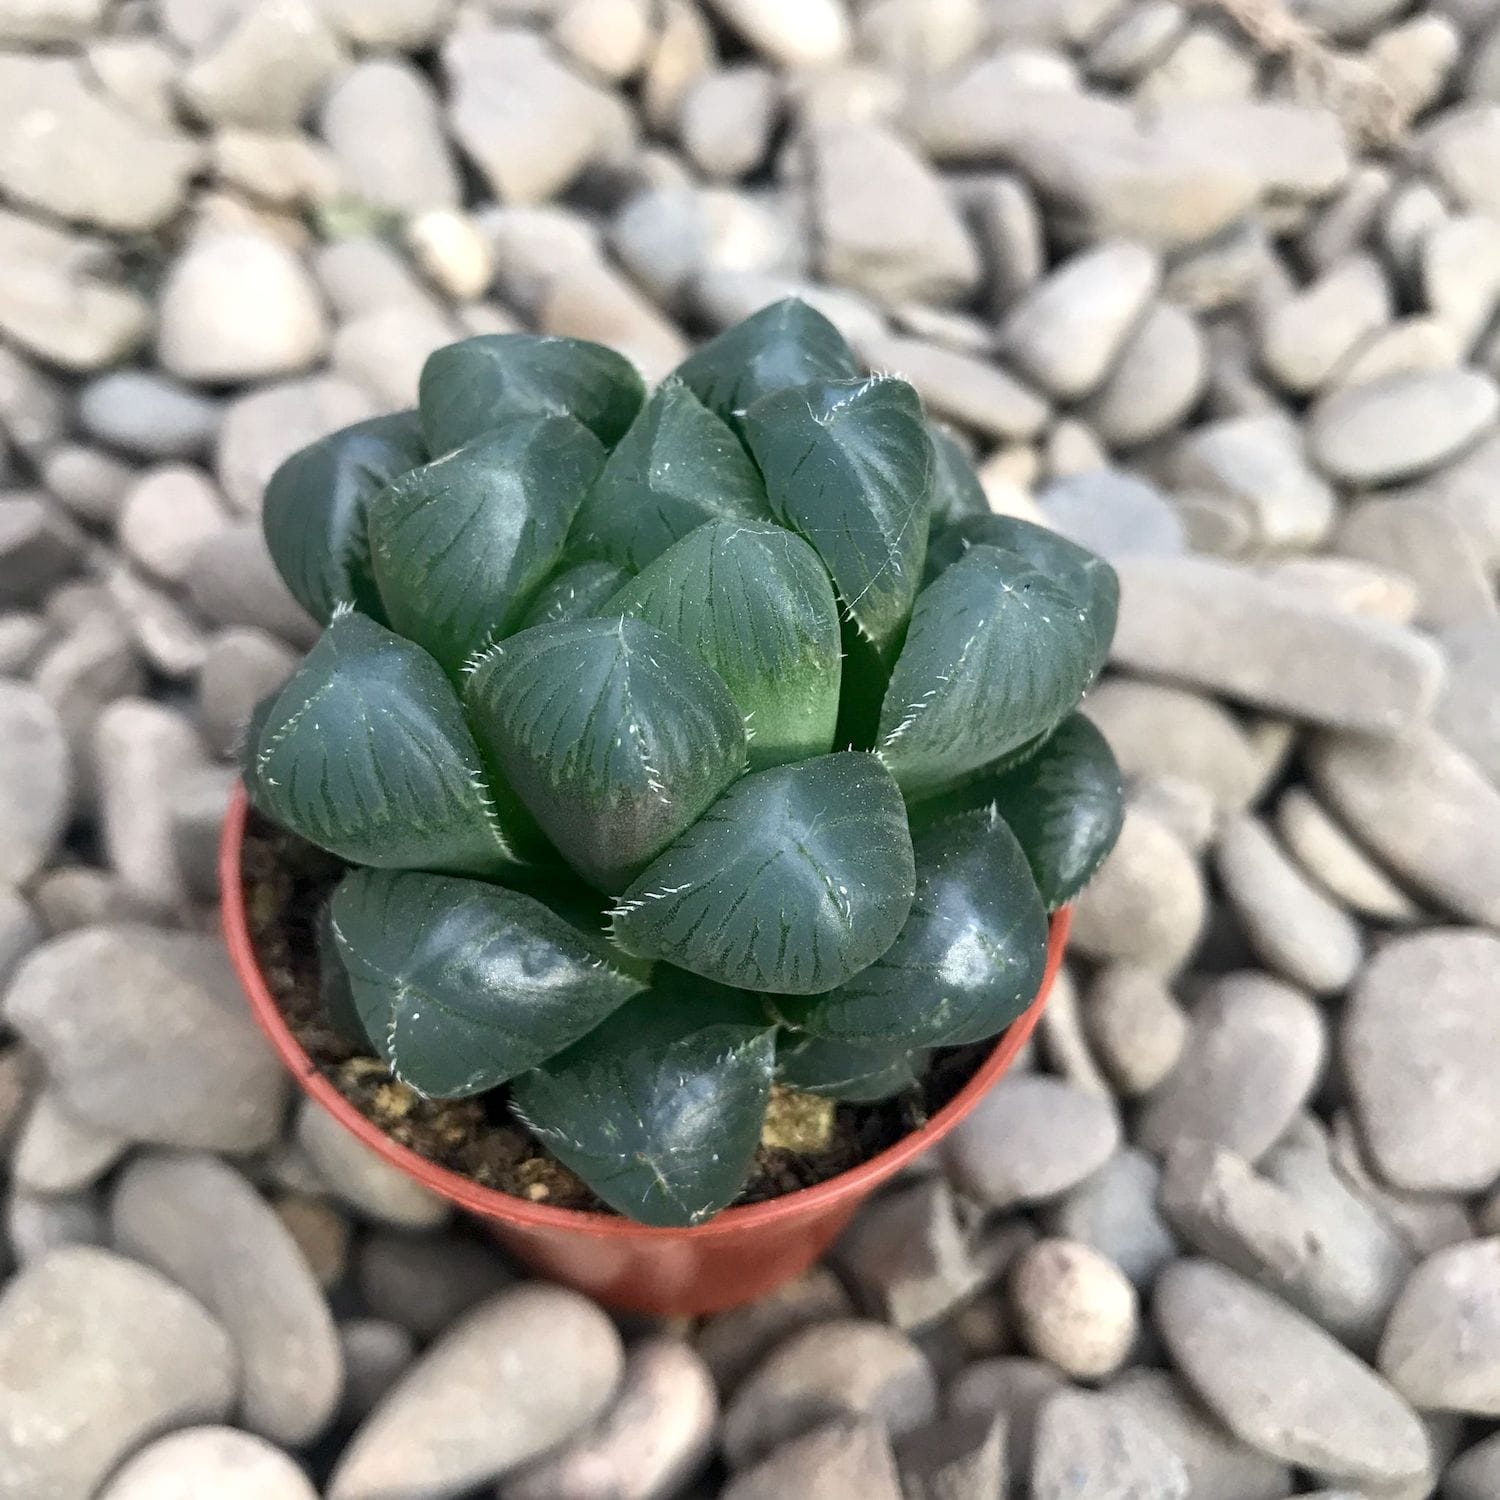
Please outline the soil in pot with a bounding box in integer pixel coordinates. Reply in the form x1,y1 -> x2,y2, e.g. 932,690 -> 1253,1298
243,813 -> 995,1216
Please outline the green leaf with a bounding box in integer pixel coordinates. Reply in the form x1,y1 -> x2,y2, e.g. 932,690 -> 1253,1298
262,411 -> 427,624
928,425 -> 989,528
673,297 -> 860,427
510,983 -> 777,1226
251,609 -> 525,876
612,752 -> 916,995
926,514 -> 1118,675
926,714 -> 1124,910
418,332 -> 645,455
316,902 -> 369,1050
330,868 -> 646,1097
743,376 -> 933,659
776,1034 -> 925,1103
368,415 -> 606,674
606,519 -> 842,771
566,378 -> 771,571
782,809 -> 1048,1047
517,560 -> 631,629
877,545 -> 1097,799
464,617 -> 748,892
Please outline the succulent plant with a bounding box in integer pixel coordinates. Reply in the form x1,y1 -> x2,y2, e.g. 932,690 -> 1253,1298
249,300 -> 1124,1227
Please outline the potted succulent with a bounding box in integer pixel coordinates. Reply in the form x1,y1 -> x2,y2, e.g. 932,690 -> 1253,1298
221,300 -> 1123,1316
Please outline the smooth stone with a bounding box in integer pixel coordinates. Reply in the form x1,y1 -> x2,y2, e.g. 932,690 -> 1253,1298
339,1318 -> 416,1423
1420,103 -> 1500,220
1272,787 -> 1422,924
1070,808 -> 1207,973
10,1087 -> 127,1194
1258,255 -> 1391,395
1084,964 -> 1190,1097
552,0 -> 653,79
0,493 -> 84,609
357,1230 -> 511,1338
1343,929 -> 1500,1193
180,0 -> 347,129
1103,1369 -> 1294,1500
1306,728 -> 1500,927
1336,316 -> 1461,388
318,59 -> 461,214
696,1267 -> 854,1392
1035,962 -> 1113,1099
1012,1238 -> 1139,1380
1080,299 -> 1208,447
1308,370 -> 1500,485
1031,1388 -> 1189,1500
1436,620 -> 1500,784
444,28 -> 627,205
0,681 -> 68,885
0,1246 -> 235,1500
1446,1432 -> 1500,1500
1166,411 -> 1337,552
721,1420 -> 902,1500
296,1099 -> 450,1229
0,55 -> 198,231
1154,1260 -> 1430,1487
332,301 -> 458,412
893,1410 -> 1005,1500
197,627 -> 297,758
680,66 -> 780,181
941,1073 -> 1120,1210
157,231 -> 329,384
95,1427 -> 318,1500
810,121 -> 980,304
721,1320 -> 937,1469
1045,1147 -> 1178,1289
4,925 -> 287,1151
1086,676 -> 1263,809
997,240 -> 1160,399
704,0 -> 850,66
1139,973 -> 1326,1163
329,1286 -> 625,1500
1126,776 -> 1218,855
112,1152 -> 344,1447
836,1178 -> 985,1331
316,0 -> 454,48
78,370 -> 221,459
502,1338 -> 718,1500
948,1357 -> 1064,1487
6,1184 -> 105,1265
42,444 -> 137,526
1214,814 -> 1365,994
1423,214 -> 1500,355
1110,557 -> 1445,733
187,523 -> 319,646
1038,469 -> 1186,559
118,465 -> 228,586
273,1194 -> 350,1289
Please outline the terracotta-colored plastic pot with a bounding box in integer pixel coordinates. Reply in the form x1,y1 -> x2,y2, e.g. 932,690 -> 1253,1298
222,784 -> 1069,1317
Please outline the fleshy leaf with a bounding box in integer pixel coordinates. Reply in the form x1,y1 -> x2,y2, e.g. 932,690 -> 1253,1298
924,714 -> 1125,910
317,901 -> 370,1050
877,544 -> 1097,798
262,411 -> 427,624
368,415 -> 605,673
330,868 -> 646,1097
510,983 -> 776,1226
566,378 -> 771,571
926,514 -> 1118,675
418,332 -> 645,455
464,617 -> 748,892
782,809 -> 1048,1047
673,297 -> 860,427
743,376 -> 932,659
612,752 -> 915,995
776,1034 -> 926,1103
928,425 -> 989,528
517,560 -> 631,629
251,609 -> 525,875
606,519 -> 842,770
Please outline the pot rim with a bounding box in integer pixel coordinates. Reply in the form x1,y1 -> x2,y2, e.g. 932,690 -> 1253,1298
221,782 -> 1071,1241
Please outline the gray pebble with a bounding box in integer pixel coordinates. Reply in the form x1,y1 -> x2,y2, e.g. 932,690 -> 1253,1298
197,626 -> 297,758
296,1098 -> 450,1229
0,680 -> 68,885
329,1285 -> 625,1499
1445,1431 -> 1500,1500
41,444 -> 138,526
1046,1148 -> 1179,1289
1272,788 -> 1422,925
6,1184 -> 106,1265
696,1266 -> 853,1393
681,65 -> 780,182
1012,1238 -> 1139,1380
503,1338 -> 718,1500
1258,255 -> 1391,395
10,1087 -> 127,1194
357,1229 -> 512,1338
187,523 -> 319,646
3,924 -> 288,1151
721,1420 -> 902,1500
1038,469 -> 1187,560
722,1319 -> 937,1469
1032,1388 -> 1189,1500
78,369 -> 222,459
95,1426 -> 318,1500
111,1151 -> 344,1447
0,493 -> 85,609
1436,619 -> 1500,784
947,1356 -> 1064,1487
1139,972 -> 1326,1163
0,1246 -> 235,1500
1344,929 -> 1500,1193
339,1318 -> 416,1424
1080,299 -> 1208,447
941,1073 -> 1120,1210
1084,964 -> 1190,1097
